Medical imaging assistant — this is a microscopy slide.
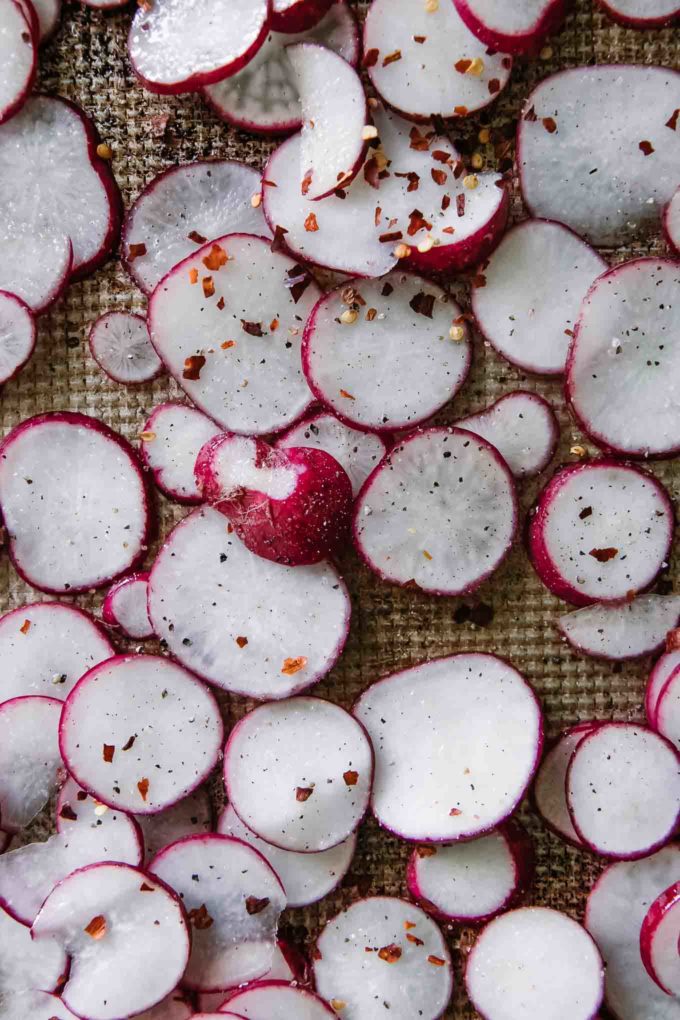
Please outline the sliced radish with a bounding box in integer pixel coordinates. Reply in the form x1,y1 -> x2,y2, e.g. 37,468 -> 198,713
135,991 -> 194,1020
0,0 -> 35,126
0,289 -> 34,385
665,187 -> 680,255
224,981 -> 337,1018
139,402 -> 221,504
456,391 -> 558,478
647,650 -> 680,728
0,905 -> 67,999
0,695 -> 63,832
276,412 -> 387,496
0,991 -> 78,1020
0,227 -> 71,313
354,653 -> 542,842
27,0 -> 61,41
88,311 -> 163,385
271,0 -> 333,31
198,940 -> 306,1012
148,507 -> 350,700
596,0 -> 679,27
466,907 -> 604,1020
640,881 -> 680,996
102,572 -> 154,639
453,0 -> 569,54
654,665 -> 680,750
558,596 -> 680,662
532,722 -> 601,847
353,427 -> 517,596
81,0 -> 129,7
136,787 -> 213,863
56,775 -> 145,838
527,460 -> 674,607
471,220 -> 607,376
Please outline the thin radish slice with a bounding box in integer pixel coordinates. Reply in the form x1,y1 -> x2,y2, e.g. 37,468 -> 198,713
0,228 -> 71,314
596,0 -> 679,26
0,695 -> 63,832
0,0 -> 35,126
136,787 -> 213,863
456,391 -> 558,478
271,0 -> 333,31
28,0 -> 61,41
0,991 -> 78,1020
353,427 -> 518,596
466,907 -> 604,1020
654,666 -> 680,750
532,722 -> 601,846
32,862 -> 189,1020
0,905 -> 67,999
665,187 -> 680,255
527,460 -> 674,607
199,940 -> 307,1012
0,290 -> 34,384
354,653 -> 542,842
566,258 -> 680,459
56,775 -> 145,837
517,66 -> 680,246
102,572 -> 154,639
647,651 -> 680,727
0,412 -> 152,595
224,697 -> 373,852
640,882 -> 680,995
224,982 -> 337,1019
453,0 -> 569,54
277,412 -> 387,496
149,834 -> 286,992
471,220 -> 607,376
139,402 -> 221,504
557,596 -> 680,662
88,311 -> 163,385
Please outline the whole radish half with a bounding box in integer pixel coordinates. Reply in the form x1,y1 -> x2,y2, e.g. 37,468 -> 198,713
102,572 -> 154,639
276,412 -> 387,496
596,0 -> 679,26
453,0 -> 570,54
0,289 -> 35,385
271,0 -> 333,31
88,311 -> 163,385
0,905 -> 67,1002
198,939 -> 307,1011
139,402 -> 221,504
0,695 -> 63,831
135,787 -> 213,863
0,227 -> 71,313
665,187 -> 680,255
532,722 -> 602,847
640,882 -> 680,996
557,596 -> 680,662
456,391 -> 559,478
653,665 -> 680,751
0,0 -> 35,126
226,981 -> 339,1018
647,651 -> 680,728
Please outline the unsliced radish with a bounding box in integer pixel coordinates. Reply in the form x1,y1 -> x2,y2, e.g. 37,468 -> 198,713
0,905 -> 67,1000
102,572 -> 154,639
26,0 -> 60,41
596,0 -> 679,27
225,981 -> 338,1018
149,834 -> 286,992
640,881 -> 680,995
654,666 -> 680,750
32,862 -> 189,1020
453,0 -> 569,54
0,227 -> 71,313
88,311 -> 163,385
271,0 -> 332,31
456,391 -> 558,478
471,220 -> 607,376
353,427 -> 517,596
136,787 -> 213,863
0,412 -> 152,595
527,460 -> 674,607
199,939 -> 307,1012
532,722 -> 601,846
276,412 -> 387,496
354,653 -> 542,842
0,0 -> 35,126
466,906 -> 604,1020
0,290 -> 34,385
0,991 -> 78,1020
558,596 -> 680,662
139,402 -> 221,504
0,695 -> 63,832
665,187 -> 680,255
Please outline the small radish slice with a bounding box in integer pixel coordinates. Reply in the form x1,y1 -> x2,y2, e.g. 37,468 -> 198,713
640,882 -> 680,995
271,0 -> 333,31
224,981 -> 338,1018
0,0 -> 35,126
0,412 -> 152,595
88,311 -> 163,385
558,596 -> 680,662
199,939 -> 307,1011
566,258 -> 680,459
527,460 -> 674,607
665,187 -> 680,255
148,507 -> 350,700
0,991 -> 78,1020
466,907 -> 604,1020
0,905 -> 67,999
596,0 -> 679,26
56,775 -> 145,837
647,650 -> 680,727
654,665 -> 680,750
453,0 -> 569,54
0,228 -> 71,313
471,220 -> 607,376
354,653 -> 542,842
353,427 -> 518,596
276,412 -> 387,496
532,722 -> 601,846
0,695 -> 63,832
28,0 -> 60,41
0,290 -> 34,385
149,834 -> 286,992
102,572 -> 154,639
456,391 -> 558,478
566,722 -> 680,860
139,402 -> 221,504
32,862 -> 189,1020
59,653 -> 223,815
136,787 -> 213,863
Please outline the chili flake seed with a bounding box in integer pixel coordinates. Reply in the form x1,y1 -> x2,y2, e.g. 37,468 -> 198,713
478,127 -> 491,144
282,655 -> 308,675
463,174 -> 479,190
378,944 -> 402,963
340,308 -> 359,325
540,45 -> 553,59
137,777 -> 150,801
449,324 -> 465,342
19,618 -> 31,634
94,802 -> 108,816
394,243 -> 412,259
471,152 -> 484,170
362,125 -> 378,141
422,550 -> 433,561
428,955 -> 446,967
235,635 -> 248,648
102,744 -> 115,763
570,445 -> 587,458
84,915 -> 107,940
425,0 -> 438,10
250,192 -> 262,208
245,895 -> 271,915
188,904 -> 214,930
138,430 -> 156,442
304,212 -> 319,232
343,770 -> 359,786
417,235 -> 435,253
296,786 -> 314,802
127,243 -> 147,262
466,57 -> 484,76
96,143 -> 113,160
330,1002 -> 347,1012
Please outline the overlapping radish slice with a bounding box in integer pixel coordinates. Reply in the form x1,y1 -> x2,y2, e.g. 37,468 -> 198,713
135,991 -> 193,1020
0,289 -> 34,384
27,0 -> 61,41
56,776 -> 143,837
654,666 -> 680,750
533,722 -> 601,846
149,834 -> 286,992
647,651 -> 680,727
102,572 -> 154,639
136,787 -> 213,862
596,0 -> 679,26
453,0 -> 569,54
640,882 -> 680,996
558,596 -> 680,662
147,507 -> 350,700
354,654 -> 542,842
88,311 -> 162,385
226,981 -> 338,1018
518,66 -> 680,246
456,392 -> 558,478
198,939 -> 306,1012
665,187 -> 680,255
225,697 -> 373,852
0,991 -> 78,1020
276,412 -> 387,496
140,402 -> 221,504
0,228 -> 71,313
0,905 -> 67,1000
0,0 -> 35,126
0,695 -> 63,832
271,0 -> 333,31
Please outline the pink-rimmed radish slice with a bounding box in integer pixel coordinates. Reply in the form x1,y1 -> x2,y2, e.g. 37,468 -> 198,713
654,666 -> 680,750
56,775 -> 144,837
0,289 -> 34,384
454,0 -> 569,54
224,981 -> 338,1018
102,572 -> 154,639
0,991 -> 79,1020
353,427 -> 517,596
139,402 -> 221,504
665,187 -> 680,255
466,906 -> 604,1020
136,787 -> 213,863
271,0 -> 332,31
0,228 -> 71,313
532,722 -> 601,847
0,695 -> 63,832
471,220 -> 607,376
558,596 -> 680,662
456,391 -> 558,478
88,311 -> 163,385
0,906 -> 67,999
147,507 -> 351,700
596,0 -> 679,27
518,66 -> 680,246
527,460 -> 674,608
199,939 -> 307,1012
149,834 -> 286,992
566,259 -> 680,459
0,412 -> 152,595
354,653 -> 542,843
0,0 -> 35,127
135,991 -> 194,1020
647,650 -> 680,728
640,882 -> 680,995
276,412 -> 387,496
27,0 -> 60,41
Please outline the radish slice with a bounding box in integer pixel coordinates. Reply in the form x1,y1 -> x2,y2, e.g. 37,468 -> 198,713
665,187 -> 680,255
224,696 -> 373,852
135,992 -> 193,1020
466,907 -> 604,1020
527,460 -> 674,607
471,220 -> 607,376
353,427 -> 518,596
0,905 -> 67,999
558,596 -> 680,662
56,775 -> 142,834
566,258 -> 680,459
0,289 -> 34,385
0,412 -> 152,595
88,311 -> 163,385
148,507 -> 350,700
198,940 -> 306,1012
647,651 -> 680,728
567,722 -> 680,860
596,0 -> 679,26
149,834 -> 286,992
102,572 -> 154,639
139,402 -> 221,504
302,274 -> 470,433
276,412 -> 387,496
32,862 -> 189,1020
136,787 -> 213,863
313,896 -> 452,1019
225,981 -> 338,1018
271,0 -> 333,31
453,0 -> 569,54
81,0 -> 129,7
456,391 -> 559,478
533,722 -> 601,846
354,653 -> 542,842
27,0 -> 60,41
0,695 -> 63,832
640,882 -> 680,995
654,665 -> 680,750
0,228 -> 71,313
0,991 -> 78,1020
0,0 -> 35,126
518,66 -> 680,246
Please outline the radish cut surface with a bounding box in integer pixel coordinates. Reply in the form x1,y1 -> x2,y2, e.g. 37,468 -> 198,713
140,402 -> 221,504
0,695 -> 62,832
0,227 -> 71,313
0,290 -> 34,385
665,187 -> 680,255
89,311 -> 162,385
596,0 -> 679,26
453,0 -> 569,54
198,940 -> 304,1012
225,982 -> 338,1019
102,572 -> 153,639
277,412 -> 387,496
353,427 -> 517,596
533,722 -> 600,846
0,905 -> 67,999
354,654 -> 542,842
57,775 -> 143,836
640,882 -> 680,995
647,651 -> 680,727
558,596 -> 680,662
0,0 -> 35,126
148,507 -> 350,700
654,666 -> 680,751
137,787 -> 213,862
0,991 -> 78,1020
224,697 -> 373,852
456,392 -> 558,478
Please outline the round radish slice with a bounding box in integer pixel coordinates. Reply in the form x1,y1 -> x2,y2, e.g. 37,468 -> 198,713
596,0 -> 679,26
276,412 -> 387,496
566,259 -> 680,459
0,289 -> 34,384
28,0 -> 60,41
302,274 -> 470,433
0,695 -> 63,832
136,787 -> 213,863
640,882 -> 680,996
654,666 -> 680,750
558,596 -> 680,662
102,572 -> 154,639
225,697 -> 372,852
466,907 -> 604,1020
453,0 -> 569,54
354,653 -> 542,842
198,939 -> 307,1012
0,412 -> 152,595
567,722 -> 680,860
0,991 -> 78,1020
647,650 -> 680,728
88,311 -> 163,385
149,834 -> 286,992
135,992 -> 193,1020
148,506 -> 350,700
226,982 -> 337,1019
665,187 -> 680,255
139,402 -> 221,504
0,228 -> 71,313
456,391 -> 558,478
353,427 -> 517,596
271,0 -> 333,31
32,862 -> 189,1020
532,722 -> 600,847
0,905 -> 67,999
527,460 -> 674,607
56,775 -> 144,837
59,654 -> 223,815
0,0 -> 35,126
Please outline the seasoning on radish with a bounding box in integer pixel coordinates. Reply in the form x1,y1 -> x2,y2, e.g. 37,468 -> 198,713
139,402 -> 221,504
276,411 -> 387,496
0,695 -> 63,832
102,572 -> 154,640
532,722 -> 601,847
453,0 -> 570,54
456,391 -> 559,478
88,311 -> 163,385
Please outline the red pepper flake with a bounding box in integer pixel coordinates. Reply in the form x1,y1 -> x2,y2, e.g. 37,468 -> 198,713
378,944 -> 402,963
137,778 -> 150,802
589,547 -> 618,562
363,47 -> 379,68
202,276 -> 215,298
236,635 -> 248,648
127,243 -> 147,261
366,308 -> 377,321
216,296 -> 225,311
407,209 -> 432,237
456,194 -> 466,217
454,59 -> 472,73
414,34 -> 426,42
409,126 -> 431,152
453,159 -> 465,179
381,282 -> 394,297
379,230 -> 403,243
564,328 -> 575,338
542,116 -> 557,133
221,340 -> 236,350
382,49 -> 402,66
140,882 -> 155,892
363,157 -> 380,189
488,79 -> 501,95
188,268 -> 199,285
395,171 -> 421,192
339,389 -> 356,400
282,655 -> 308,675
407,933 -> 424,946
417,846 -> 437,858
271,225 -> 289,253
502,55 -> 512,68
59,804 -> 78,821
666,628 -> 680,651
183,355 -> 206,380
471,274 -> 487,288
441,194 -> 451,212
188,904 -> 214,930
431,168 -> 447,185
102,744 -> 115,763
343,770 -> 359,786
122,735 -> 136,751
84,916 -> 107,940
304,212 -> 319,232
639,140 -> 654,155
270,318 -> 279,332
241,320 -> 264,337
312,948 -> 323,961
262,178 -> 277,188
449,807 -> 462,816
442,226 -> 455,235
202,244 -> 228,271
188,230 -> 207,245
404,921 -> 417,930
431,150 -> 450,163
245,895 -> 270,915
454,105 -> 469,116
296,786 -> 314,802
579,506 -> 593,519
301,170 -> 313,196
410,292 -> 435,318
666,109 -> 679,131
19,619 -> 31,634
428,955 -> 446,967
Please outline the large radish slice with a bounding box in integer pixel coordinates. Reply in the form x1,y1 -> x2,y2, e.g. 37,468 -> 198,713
149,834 -> 286,992
0,905 -> 67,999
0,412 -> 152,595
0,289 -> 34,385
0,0 -> 35,126
0,695 -> 63,832
527,460 -> 674,607
271,0 -> 333,31
647,651 -> 680,727
148,507 -> 350,700
198,940 -> 307,1012
224,981 -> 338,1018
653,665 -> 680,750
665,187 -> 680,255
0,228 -> 71,313
596,0 -> 679,26
137,787 -> 213,863
456,391 -> 558,478
558,596 -> 680,662
354,653 -> 542,842
353,427 -> 517,596
102,572 -> 154,640
518,66 -> 680,246
224,696 -> 373,852
466,907 -> 604,1020
532,722 -> 601,846
0,991 -> 78,1020
566,259 -> 680,459
453,0 -> 569,54
276,412 -> 387,496
88,311 -> 163,385
640,882 -> 680,995
139,402 -> 221,504
31,862 -> 189,1020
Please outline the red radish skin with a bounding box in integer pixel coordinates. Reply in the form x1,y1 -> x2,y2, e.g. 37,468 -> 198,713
198,939 -> 308,1011
596,0 -> 679,26
139,402 -> 221,505
532,722 -> 602,847
276,411 -> 387,497
0,905 -> 68,1001
664,187 -> 680,255
0,229 -> 71,313
224,981 -> 340,1018
136,787 -> 213,863
647,651 -> 680,728
0,289 -> 35,385
557,596 -> 680,662
102,571 -> 154,639
653,665 -> 680,751
270,0 -> 333,31
0,0 -> 36,126
29,0 -> 61,40
640,881 -> 680,995
454,0 -> 570,54
0,695 -> 63,832
88,311 -> 163,385
456,392 -> 559,478
81,0 -> 130,7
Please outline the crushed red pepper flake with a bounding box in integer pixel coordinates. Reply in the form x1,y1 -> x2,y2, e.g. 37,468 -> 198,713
287,264 -> 313,303
404,921 -> 417,930
407,933 -> 425,946
216,296 -> 225,311
454,59 -> 472,73
137,777 -> 150,802
379,230 -> 403,243
524,105 -> 537,122
454,105 -> 468,116
84,915 -> 107,940
407,209 -> 432,236
363,47 -> 379,68
428,955 -> 446,967
296,786 -> 314,802
363,157 -> 380,189
312,948 -> 322,961
378,944 -> 402,963
339,389 -> 356,400
188,904 -> 214,929
202,276 -> 215,298
343,770 -> 359,786
270,318 -> 279,331
271,225 -> 289,253
183,355 -> 205,380
382,49 -> 402,66
59,804 -> 78,821
245,895 -> 270,915
456,194 -> 466,217
381,282 -> 394,296
202,244 -> 228,271
366,308 -> 377,321
442,226 -> 455,235
666,109 -> 679,130
236,635 -> 248,648
431,168 -> 447,185
221,340 -> 236,350
409,126 -> 431,152
589,547 -> 618,562
639,140 -> 654,155
304,212 -> 319,232
449,807 -> 462,816
188,268 -> 199,285
488,79 -> 501,95
102,744 -> 115,763
301,170 -> 313,196
471,274 -> 487,288
122,735 -> 136,751
542,116 -> 557,133
282,655 -> 308,674
666,628 -> 680,652
19,619 -> 31,634
241,320 -> 264,337
414,34 -> 426,42
188,230 -> 207,245
127,243 -> 147,261
410,292 -> 435,318
395,171 -> 420,192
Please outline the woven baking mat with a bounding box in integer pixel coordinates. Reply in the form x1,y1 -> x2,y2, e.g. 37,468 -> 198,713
6,1 -> 679,1016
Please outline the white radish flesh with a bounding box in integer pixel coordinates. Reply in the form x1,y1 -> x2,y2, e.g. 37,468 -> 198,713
0,0 -> 35,126
0,289 -> 34,385
647,650 -> 680,727
197,940 -> 305,1012
276,412 -> 386,496
0,991 -> 78,1020
456,391 -> 558,478
225,982 -> 338,1019
136,787 -> 213,863
653,666 -> 680,751
89,311 -> 163,385
0,695 -> 63,832
640,882 -> 680,996
596,0 -> 679,26
453,0 -> 569,54
533,722 -> 600,846
665,187 -> 680,255
102,572 -> 154,639
558,596 -> 680,661
139,402 -> 221,504
0,905 -> 67,999
0,228 -> 71,313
